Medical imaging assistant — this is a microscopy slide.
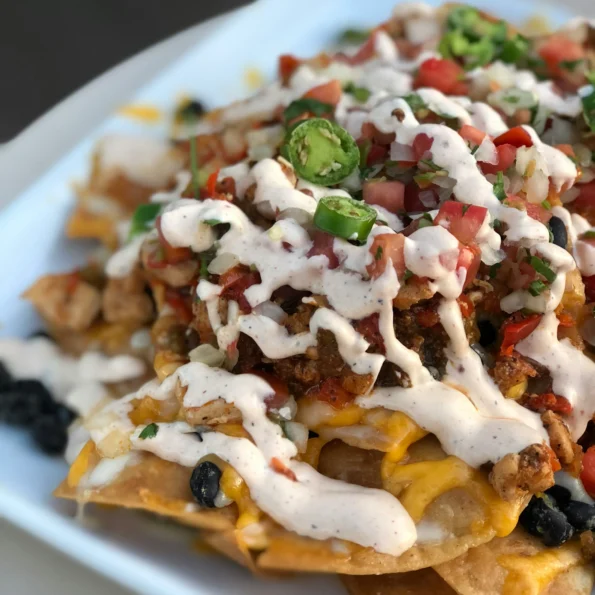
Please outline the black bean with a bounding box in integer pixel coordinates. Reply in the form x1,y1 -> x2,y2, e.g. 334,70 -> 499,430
478,319 -> 497,348
520,496 -> 574,547
53,404 -> 76,427
190,461 -> 221,508
0,362 -> 12,390
564,501 -> 595,531
177,99 -> 205,122
545,485 -> 572,510
1,380 -> 54,426
549,216 -> 568,249
31,415 -> 68,455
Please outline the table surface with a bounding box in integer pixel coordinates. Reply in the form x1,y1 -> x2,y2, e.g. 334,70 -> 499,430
2,1 -> 595,593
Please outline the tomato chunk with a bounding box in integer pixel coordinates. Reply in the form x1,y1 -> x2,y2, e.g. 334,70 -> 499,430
538,35 -> 585,79
500,315 -> 542,356
479,144 -> 517,175
363,180 -> 405,214
525,393 -> 573,415
278,54 -> 301,83
571,181 -> 595,212
354,313 -> 385,353
249,370 -> 290,411
367,233 -> 406,279
581,446 -> 595,497
457,243 -> 481,288
493,127 -> 533,148
413,58 -> 468,95
434,201 -> 488,245
412,133 -> 434,160
459,125 -> 487,146
219,265 -> 261,313
310,377 -> 355,409
583,275 -> 595,302
303,79 -> 342,106
307,231 -> 340,269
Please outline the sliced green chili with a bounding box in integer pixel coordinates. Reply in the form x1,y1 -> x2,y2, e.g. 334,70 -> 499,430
500,34 -> 530,64
343,82 -> 371,103
286,118 -> 360,186
283,98 -> 333,125
313,196 -> 376,242
528,280 -> 547,297
541,200 -> 551,210
129,203 -> 161,239
529,256 -> 556,283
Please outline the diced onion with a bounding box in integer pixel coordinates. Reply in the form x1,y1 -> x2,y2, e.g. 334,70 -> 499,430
561,186 -> 581,204
253,301 -> 287,323
390,141 -> 414,162
189,344 -> 226,367
208,252 -> 240,275
487,88 -> 536,117
283,421 -> 309,453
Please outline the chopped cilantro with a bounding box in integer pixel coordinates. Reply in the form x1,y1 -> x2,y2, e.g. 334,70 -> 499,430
528,280 -> 547,297
500,34 -> 530,64
403,93 -> 427,112
489,262 -> 502,278
582,88 -> 595,132
403,269 -> 414,281
344,82 -> 371,103
583,230 -> 595,239
338,28 -> 370,45
548,228 -> 554,243
541,200 -> 551,210
375,246 -> 383,260
560,59 -> 584,72
283,98 -> 333,124
139,423 -> 158,440
529,255 -> 556,283
419,159 -> 442,172
493,171 -> 506,201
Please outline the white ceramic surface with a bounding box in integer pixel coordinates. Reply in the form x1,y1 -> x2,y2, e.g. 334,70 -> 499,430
0,1 -> 587,594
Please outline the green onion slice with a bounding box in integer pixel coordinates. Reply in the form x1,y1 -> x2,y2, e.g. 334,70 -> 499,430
287,118 -> 360,186
343,82 -> 371,103
529,255 -> 556,283
129,203 -> 161,239
313,196 -> 376,242
139,423 -> 159,440
493,171 -> 506,201
528,280 -> 547,297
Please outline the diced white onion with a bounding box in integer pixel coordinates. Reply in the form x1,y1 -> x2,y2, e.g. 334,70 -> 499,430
208,252 -> 240,275
253,301 -> 287,323
390,141 -> 414,161
283,421 -> 309,453
487,88 -> 536,117
189,344 -> 226,367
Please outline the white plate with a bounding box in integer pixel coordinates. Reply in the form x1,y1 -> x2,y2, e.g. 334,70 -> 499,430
0,1 -> 578,594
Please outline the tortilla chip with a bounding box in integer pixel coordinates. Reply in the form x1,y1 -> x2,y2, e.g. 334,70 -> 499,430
434,529 -> 595,594
201,530 -> 259,572
342,569 -> 456,595
55,452 -> 234,532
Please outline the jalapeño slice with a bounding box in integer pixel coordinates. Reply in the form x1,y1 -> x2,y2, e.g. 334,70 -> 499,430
286,118 -> 360,186
313,196 -> 376,242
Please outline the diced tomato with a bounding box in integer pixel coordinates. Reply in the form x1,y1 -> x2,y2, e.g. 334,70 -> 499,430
303,79 -> 342,106
363,180 -> 405,214
164,288 -> 193,324
583,276 -> 595,302
434,201 -> 488,245
404,183 -> 438,212
416,308 -> 440,328
500,314 -> 543,356
525,393 -> 573,415
366,144 -> 389,165
354,313 -> 385,352
310,377 -> 355,409
555,144 -> 576,159
504,195 -> 552,224
156,217 -> 193,264
270,457 -> 297,481
479,144 -> 517,175
581,446 -> 595,497
557,312 -> 575,327
337,34 -> 377,65
571,181 -> 595,212
459,124 -> 487,146
360,122 -> 395,145
219,265 -> 261,313
457,294 -> 474,318
307,231 -> 339,269
413,58 -> 468,95
457,243 -> 481,288
493,127 -> 533,148
412,133 -> 434,160
367,233 -> 406,279
278,54 -> 302,84
206,169 -> 220,197
249,370 -> 290,411
538,35 -> 585,79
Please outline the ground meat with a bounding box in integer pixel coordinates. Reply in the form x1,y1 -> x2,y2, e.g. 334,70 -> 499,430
102,268 -> 154,325
283,303 -> 315,334
191,300 -> 216,345
272,357 -> 321,395
233,334 -> 263,373
140,240 -> 199,287
341,372 -> 374,395
316,329 -> 345,378
489,354 -> 537,396
580,531 -> 595,560
23,273 -> 101,332
542,410 -> 583,473
393,280 -> 434,310
489,443 -> 555,501
375,361 -> 410,388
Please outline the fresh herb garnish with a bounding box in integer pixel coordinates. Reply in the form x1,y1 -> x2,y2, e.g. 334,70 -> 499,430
528,280 -> 548,296
583,230 -> 595,239
403,93 -> 427,112
129,203 -> 161,240
560,59 -> 584,72
375,246 -> 383,260
343,82 -> 371,103
500,34 -> 530,65
283,98 -> 333,124
489,262 -> 502,278
582,87 -> 595,132
204,219 -> 221,226
541,200 -> 552,210
403,269 -> 414,281
139,423 -> 158,440
338,28 -> 371,45
529,255 -> 556,283
493,171 -> 506,201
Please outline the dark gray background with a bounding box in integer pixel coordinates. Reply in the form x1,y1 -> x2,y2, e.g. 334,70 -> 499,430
0,0 -> 251,142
